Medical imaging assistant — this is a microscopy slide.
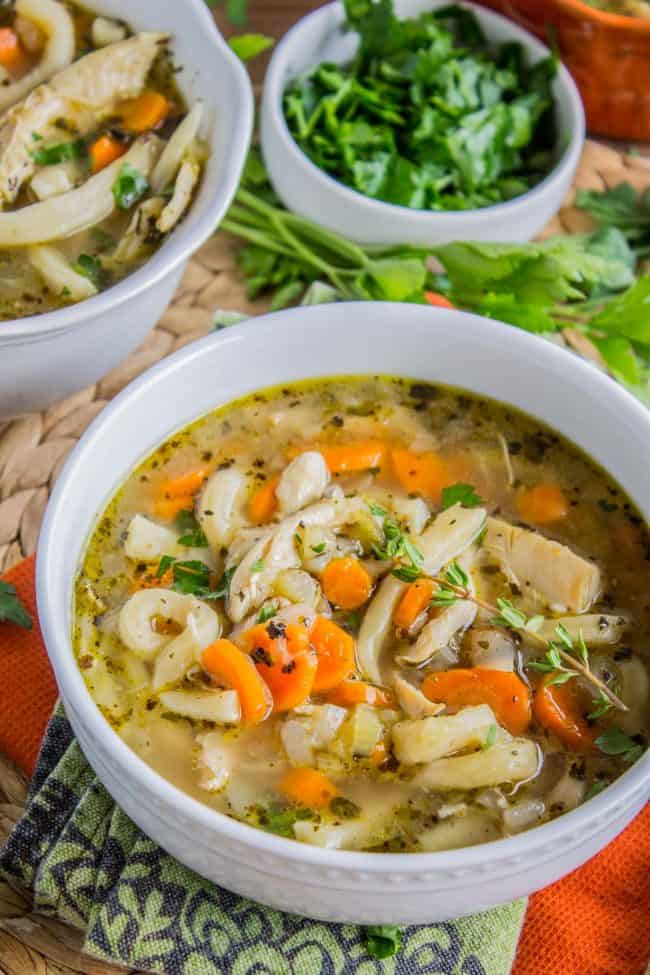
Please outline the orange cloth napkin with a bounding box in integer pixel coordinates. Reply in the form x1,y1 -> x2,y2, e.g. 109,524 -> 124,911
1,556 -> 648,975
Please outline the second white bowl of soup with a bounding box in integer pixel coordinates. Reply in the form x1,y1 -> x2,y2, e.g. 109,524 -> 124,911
0,0 -> 253,417
37,303 -> 649,923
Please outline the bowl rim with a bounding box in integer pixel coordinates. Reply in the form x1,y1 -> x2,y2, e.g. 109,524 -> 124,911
553,0 -> 650,31
0,0 -> 253,343
262,0 -> 585,224
37,302 -> 650,873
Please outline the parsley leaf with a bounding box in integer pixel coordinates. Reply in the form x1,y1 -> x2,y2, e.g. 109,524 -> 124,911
257,602 -> 278,624
228,33 -> 274,62
257,802 -> 314,837
363,925 -> 403,960
175,509 -> 208,547
73,254 -> 103,286
595,727 -> 644,764
112,163 -> 149,210
0,581 -> 32,629
156,557 -> 233,600
584,778 -> 608,801
483,724 -> 497,750
31,138 -> 86,166
284,1 -> 556,213
157,557 -> 211,595
441,482 -> 483,510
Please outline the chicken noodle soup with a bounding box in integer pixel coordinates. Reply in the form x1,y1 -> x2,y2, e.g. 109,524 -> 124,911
0,0 -> 206,320
74,378 -> 649,852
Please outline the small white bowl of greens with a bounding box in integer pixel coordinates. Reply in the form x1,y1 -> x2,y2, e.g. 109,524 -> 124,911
260,0 -> 585,246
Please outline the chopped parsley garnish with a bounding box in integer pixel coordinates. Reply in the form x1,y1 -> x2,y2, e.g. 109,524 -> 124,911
257,803 -> 314,837
595,727 -> 644,764
31,138 -> 86,166
73,253 -> 103,286
175,509 -> 208,547
363,925 -> 403,960
310,542 -> 327,554
0,580 -> 32,629
584,778 -> 608,801
257,602 -> 278,624
441,482 -> 483,510
482,724 -> 497,750
329,796 -> 361,819
157,557 -> 234,600
112,163 -> 149,210
251,558 -> 265,573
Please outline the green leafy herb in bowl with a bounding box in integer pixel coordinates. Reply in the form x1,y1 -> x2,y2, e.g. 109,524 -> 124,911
282,0 -> 557,212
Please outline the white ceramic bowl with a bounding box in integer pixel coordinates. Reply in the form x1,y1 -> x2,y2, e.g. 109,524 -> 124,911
261,0 -> 585,247
0,0 -> 253,420
37,303 -> 649,925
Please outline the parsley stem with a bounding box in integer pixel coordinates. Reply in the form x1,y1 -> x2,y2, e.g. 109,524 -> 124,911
430,576 -> 628,712
220,218 -> 297,259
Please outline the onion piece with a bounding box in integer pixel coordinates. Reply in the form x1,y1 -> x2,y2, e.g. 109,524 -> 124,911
151,102 -> 203,192
28,244 -> 97,300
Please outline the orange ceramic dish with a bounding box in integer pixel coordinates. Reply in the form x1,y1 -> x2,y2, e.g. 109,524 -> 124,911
476,0 -> 650,139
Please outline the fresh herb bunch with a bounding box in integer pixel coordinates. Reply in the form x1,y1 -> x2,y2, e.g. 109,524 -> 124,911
0,580 -> 32,629
221,152 -> 650,407
282,0 -> 557,211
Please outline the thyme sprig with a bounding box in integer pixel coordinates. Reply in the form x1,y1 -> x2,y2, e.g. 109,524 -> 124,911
428,564 -> 627,712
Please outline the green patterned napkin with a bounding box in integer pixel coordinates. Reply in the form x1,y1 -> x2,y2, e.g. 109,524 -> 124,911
0,706 -> 527,974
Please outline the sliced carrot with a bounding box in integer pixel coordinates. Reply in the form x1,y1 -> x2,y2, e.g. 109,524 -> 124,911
321,557 -> 373,611
310,616 -> 356,692
393,578 -> 436,630
119,90 -> 170,134
153,494 -> 195,521
202,639 -> 272,725
422,668 -> 532,736
279,767 -> 338,809
248,476 -> 279,525
90,133 -> 127,173
158,467 -> 210,500
325,679 -> 394,709
516,484 -> 568,525
242,622 -> 317,712
533,679 -> 597,753
391,448 -> 453,503
290,440 -> 388,474
0,28 -> 29,74
424,291 -> 455,309
370,739 -> 387,766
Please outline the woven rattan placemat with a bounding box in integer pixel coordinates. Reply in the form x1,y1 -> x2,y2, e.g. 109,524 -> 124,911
0,138 -> 649,974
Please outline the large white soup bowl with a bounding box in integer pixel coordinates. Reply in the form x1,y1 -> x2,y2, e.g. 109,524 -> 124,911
37,303 -> 650,924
